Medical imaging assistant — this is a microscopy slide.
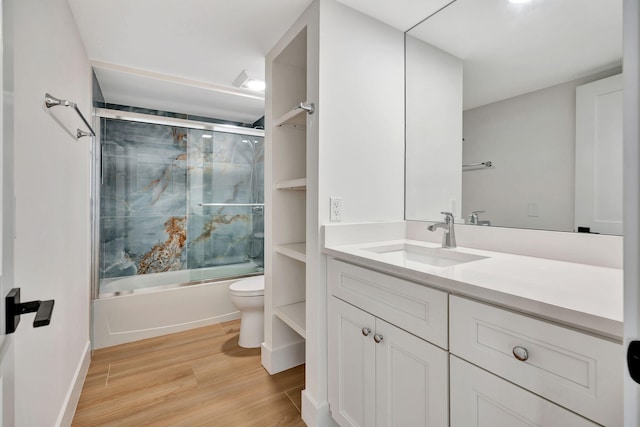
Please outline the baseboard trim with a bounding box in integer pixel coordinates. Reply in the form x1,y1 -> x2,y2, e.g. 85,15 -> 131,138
261,341 -> 305,374
301,390 -> 338,427
56,341 -> 91,427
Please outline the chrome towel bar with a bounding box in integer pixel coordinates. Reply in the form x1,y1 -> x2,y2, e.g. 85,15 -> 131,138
198,203 -> 264,207
44,93 -> 96,139
463,161 -> 492,168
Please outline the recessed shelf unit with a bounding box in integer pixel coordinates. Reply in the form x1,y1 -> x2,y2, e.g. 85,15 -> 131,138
276,178 -> 307,191
275,243 -> 307,263
264,24 -> 308,375
275,301 -> 306,338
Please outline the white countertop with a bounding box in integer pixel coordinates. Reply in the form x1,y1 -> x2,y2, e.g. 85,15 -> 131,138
324,239 -> 623,341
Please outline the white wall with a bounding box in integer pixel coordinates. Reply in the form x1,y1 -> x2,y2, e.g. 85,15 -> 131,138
14,0 -> 91,425
462,69 -> 620,232
405,35 -> 463,222
318,0 -> 405,224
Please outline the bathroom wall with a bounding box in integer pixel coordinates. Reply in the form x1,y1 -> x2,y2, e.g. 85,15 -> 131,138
13,0 -> 92,425
463,69 -> 621,231
318,0 -> 405,224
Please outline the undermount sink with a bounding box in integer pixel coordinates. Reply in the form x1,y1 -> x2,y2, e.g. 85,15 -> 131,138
362,243 -> 488,268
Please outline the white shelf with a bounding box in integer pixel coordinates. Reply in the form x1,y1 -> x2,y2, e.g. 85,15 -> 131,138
276,178 -> 307,191
275,105 -> 307,127
275,243 -> 306,263
275,302 -> 306,338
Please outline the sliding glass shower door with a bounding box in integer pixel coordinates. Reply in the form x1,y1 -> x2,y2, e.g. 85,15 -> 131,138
97,114 -> 264,294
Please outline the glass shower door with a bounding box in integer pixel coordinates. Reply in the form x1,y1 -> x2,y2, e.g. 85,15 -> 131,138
186,129 -> 264,281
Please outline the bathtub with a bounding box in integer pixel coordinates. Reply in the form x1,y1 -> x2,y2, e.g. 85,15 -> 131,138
92,262 -> 263,349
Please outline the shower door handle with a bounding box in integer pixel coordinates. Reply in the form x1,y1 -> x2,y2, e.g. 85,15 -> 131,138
5,288 -> 55,334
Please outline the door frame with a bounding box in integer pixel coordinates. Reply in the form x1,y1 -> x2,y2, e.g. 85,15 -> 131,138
623,0 -> 640,425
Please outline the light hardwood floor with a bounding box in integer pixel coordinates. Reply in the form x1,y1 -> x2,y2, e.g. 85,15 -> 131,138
72,320 -> 306,426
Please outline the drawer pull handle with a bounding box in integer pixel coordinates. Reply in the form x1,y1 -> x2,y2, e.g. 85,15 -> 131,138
374,334 -> 384,343
513,346 -> 529,361
362,327 -> 371,337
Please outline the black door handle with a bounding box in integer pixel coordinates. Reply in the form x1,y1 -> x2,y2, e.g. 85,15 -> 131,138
5,288 -> 55,334
628,340 -> 640,384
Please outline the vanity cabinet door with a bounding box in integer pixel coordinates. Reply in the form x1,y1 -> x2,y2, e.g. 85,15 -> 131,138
375,318 -> 449,427
329,296 -> 449,427
450,356 -> 599,427
328,297 -> 376,427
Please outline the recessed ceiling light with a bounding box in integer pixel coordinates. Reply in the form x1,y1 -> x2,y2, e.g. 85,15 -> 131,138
244,79 -> 266,91
509,0 -> 532,3
233,70 -> 266,92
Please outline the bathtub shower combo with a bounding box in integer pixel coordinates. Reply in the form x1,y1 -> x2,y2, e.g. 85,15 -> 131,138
91,109 -> 264,348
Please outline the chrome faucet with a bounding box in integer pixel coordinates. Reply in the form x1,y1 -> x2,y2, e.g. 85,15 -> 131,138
428,212 -> 457,248
469,210 -> 491,226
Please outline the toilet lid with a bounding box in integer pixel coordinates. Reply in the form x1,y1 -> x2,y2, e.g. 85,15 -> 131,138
229,275 -> 264,296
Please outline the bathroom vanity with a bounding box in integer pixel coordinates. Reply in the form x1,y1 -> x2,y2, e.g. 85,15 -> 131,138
323,223 -> 622,427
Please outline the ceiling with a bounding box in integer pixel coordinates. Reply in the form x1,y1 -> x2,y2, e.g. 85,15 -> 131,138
67,0 -> 315,123
67,0 -> 450,124
67,0 -> 622,122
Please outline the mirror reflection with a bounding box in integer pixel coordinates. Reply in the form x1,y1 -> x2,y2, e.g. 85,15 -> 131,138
405,0 -> 623,235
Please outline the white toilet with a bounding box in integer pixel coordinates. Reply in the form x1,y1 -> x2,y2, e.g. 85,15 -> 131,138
229,275 -> 264,348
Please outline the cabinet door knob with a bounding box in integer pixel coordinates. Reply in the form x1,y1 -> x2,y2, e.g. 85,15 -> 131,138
374,334 -> 384,343
513,346 -> 529,361
362,327 -> 371,337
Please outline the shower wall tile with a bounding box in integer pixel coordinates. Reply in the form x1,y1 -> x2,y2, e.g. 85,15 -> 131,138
100,215 -> 187,278
186,213 -> 252,269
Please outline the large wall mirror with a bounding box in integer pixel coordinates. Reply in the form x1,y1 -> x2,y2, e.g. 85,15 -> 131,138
405,0 -> 623,235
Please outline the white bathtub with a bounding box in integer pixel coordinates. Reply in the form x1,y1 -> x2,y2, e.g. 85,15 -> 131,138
92,262 -> 263,349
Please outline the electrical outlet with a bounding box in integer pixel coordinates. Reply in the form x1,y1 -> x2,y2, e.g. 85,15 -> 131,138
330,197 -> 343,222
527,202 -> 539,217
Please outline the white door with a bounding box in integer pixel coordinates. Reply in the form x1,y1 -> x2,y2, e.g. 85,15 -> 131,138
0,0 -> 16,424
375,319 -> 448,427
574,74 -> 623,235
328,297 -> 376,427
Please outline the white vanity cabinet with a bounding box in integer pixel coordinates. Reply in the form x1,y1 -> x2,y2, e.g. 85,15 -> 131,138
326,256 -> 623,427
327,260 -> 449,427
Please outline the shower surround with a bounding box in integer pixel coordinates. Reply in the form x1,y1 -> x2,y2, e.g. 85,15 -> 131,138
99,118 -> 264,294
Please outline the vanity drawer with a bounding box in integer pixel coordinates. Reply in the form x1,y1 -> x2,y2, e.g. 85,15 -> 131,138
328,259 -> 448,349
450,295 -> 622,427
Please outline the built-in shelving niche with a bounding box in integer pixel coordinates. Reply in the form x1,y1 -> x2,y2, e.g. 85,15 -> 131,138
276,178 -> 307,191
265,24 -> 308,373
275,243 -> 307,262
275,105 -> 307,128
275,301 -> 306,339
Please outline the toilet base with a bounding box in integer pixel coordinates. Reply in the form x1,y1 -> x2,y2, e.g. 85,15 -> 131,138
238,309 -> 264,348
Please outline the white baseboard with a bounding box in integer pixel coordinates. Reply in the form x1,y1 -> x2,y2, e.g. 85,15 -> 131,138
261,341 -> 305,374
56,341 -> 91,427
301,390 -> 338,427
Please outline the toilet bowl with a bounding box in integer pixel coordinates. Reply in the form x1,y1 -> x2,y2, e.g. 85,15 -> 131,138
229,275 -> 264,348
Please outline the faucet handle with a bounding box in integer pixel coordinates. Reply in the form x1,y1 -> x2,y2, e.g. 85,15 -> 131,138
471,210 -> 485,215
440,211 -> 454,222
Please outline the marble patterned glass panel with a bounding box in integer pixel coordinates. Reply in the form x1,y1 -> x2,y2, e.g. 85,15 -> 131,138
99,118 -> 264,289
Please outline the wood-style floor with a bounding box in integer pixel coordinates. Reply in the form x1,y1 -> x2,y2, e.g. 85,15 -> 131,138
72,320 -> 306,426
